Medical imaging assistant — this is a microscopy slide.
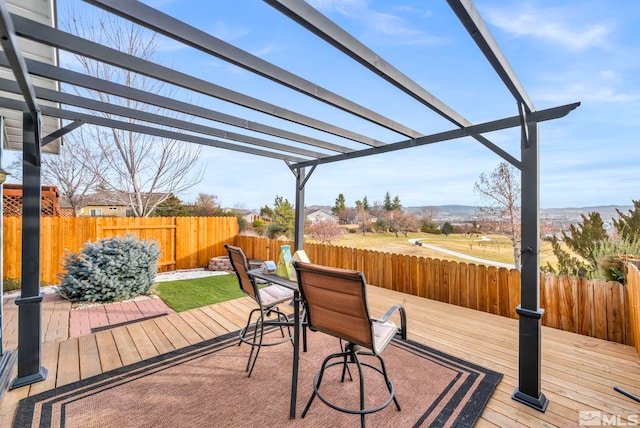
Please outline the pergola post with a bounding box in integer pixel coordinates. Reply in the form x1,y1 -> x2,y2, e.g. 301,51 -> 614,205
11,111 -> 47,389
512,117 -> 547,412
293,167 -> 306,252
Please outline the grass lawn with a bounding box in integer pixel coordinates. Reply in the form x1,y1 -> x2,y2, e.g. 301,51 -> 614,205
154,274 -> 245,312
331,231 -> 559,268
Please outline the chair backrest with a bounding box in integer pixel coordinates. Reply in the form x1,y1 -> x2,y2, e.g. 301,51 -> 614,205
294,261 -> 373,349
225,244 -> 259,302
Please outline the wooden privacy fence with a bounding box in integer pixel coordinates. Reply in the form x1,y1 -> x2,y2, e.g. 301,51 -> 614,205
236,236 -> 630,345
3,216 -> 238,284
626,261 -> 640,354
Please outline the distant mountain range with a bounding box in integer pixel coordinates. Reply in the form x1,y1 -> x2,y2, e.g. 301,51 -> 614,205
411,205 -> 633,222
306,204 -> 634,223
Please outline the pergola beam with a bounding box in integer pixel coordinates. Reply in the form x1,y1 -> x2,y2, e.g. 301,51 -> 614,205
84,0 -> 422,140
0,96 -> 309,162
0,2 -> 42,163
263,0 -> 521,169
41,120 -> 83,147
0,78 -> 331,159
0,56 -> 352,153
265,0 -> 471,127
12,14 -> 386,148
446,0 -> 535,113
0,4 -> 39,116
291,102 -> 579,169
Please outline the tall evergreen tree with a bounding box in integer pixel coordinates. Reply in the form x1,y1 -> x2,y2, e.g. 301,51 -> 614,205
383,192 -> 393,211
392,196 -> 402,211
614,200 -> 640,242
545,212 -> 608,277
268,196 -> 295,239
332,193 -> 346,215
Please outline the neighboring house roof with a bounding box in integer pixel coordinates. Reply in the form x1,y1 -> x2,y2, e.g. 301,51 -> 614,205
79,192 -> 170,208
306,209 -> 338,223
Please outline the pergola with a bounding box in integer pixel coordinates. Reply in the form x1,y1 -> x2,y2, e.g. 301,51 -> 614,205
0,0 -> 579,412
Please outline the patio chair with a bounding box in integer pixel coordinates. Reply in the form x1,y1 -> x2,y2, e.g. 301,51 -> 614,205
293,261 -> 407,428
225,244 -> 294,377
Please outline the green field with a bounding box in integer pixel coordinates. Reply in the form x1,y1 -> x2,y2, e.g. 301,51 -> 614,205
326,231 -> 558,268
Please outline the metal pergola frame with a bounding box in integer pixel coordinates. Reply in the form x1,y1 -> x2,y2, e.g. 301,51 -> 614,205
0,0 -> 579,413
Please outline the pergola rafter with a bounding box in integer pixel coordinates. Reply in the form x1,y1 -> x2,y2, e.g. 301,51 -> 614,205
0,0 -> 580,415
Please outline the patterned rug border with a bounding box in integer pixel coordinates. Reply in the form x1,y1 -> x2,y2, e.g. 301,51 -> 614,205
14,330 -> 502,428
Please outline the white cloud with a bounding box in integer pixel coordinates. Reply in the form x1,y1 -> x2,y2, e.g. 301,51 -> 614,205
307,0 -> 368,16
366,12 -> 421,37
485,5 -> 614,51
537,83 -> 639,103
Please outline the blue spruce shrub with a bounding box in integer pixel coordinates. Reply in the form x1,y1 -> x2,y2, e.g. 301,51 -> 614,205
58,234 -> 161,303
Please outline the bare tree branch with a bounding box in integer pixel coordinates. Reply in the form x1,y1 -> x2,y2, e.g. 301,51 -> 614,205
474,162 -> 521,270
57,8 -> 204,216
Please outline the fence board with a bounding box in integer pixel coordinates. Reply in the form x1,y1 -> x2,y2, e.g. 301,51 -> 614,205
498,268 -> 510,317
477,265 -> 488,313
448,261 -> 459,306
558,276 -> 577,333
467,264 -> 478,310
459,262 -> 469,308
626,263 -> 640,351
543,274 -> 560,329
578,279 -> 593,337
606,281 -> 625,344
592,279 -> 608,340
508,269 -> 521,318
487,266 -> 499,315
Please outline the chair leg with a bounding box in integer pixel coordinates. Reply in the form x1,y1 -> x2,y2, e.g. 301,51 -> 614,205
352,351 -> 367,428
246,314 -> 266,378
302,352 -> 335,418
245,314 -> 260,372
239,308 -> 260,346
377,354 -> 401,411
340,339 -> 353,382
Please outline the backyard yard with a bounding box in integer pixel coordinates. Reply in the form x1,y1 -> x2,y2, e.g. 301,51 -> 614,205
330,230 -> 559,268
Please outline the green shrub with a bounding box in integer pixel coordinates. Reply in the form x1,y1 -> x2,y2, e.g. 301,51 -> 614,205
58,234 -> 160,303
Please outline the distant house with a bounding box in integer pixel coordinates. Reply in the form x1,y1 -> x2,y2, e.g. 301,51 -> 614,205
77,193 -> 135,217
306,209 -> 338,224
76,192 -> 169,217
242,212 -> 260,223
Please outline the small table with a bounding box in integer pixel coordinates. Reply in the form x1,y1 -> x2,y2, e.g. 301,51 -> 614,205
247,269 -> 302,420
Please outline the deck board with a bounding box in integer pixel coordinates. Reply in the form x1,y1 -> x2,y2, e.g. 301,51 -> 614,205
94,330 -> 122,373
163,313 -> 204,345
125,322 -> 159,361
1,288 -> 639,428
110,327 -> 142,366
78,335 -> 102,379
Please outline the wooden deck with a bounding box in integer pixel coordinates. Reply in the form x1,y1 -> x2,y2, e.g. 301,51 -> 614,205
2,286 -> 639,427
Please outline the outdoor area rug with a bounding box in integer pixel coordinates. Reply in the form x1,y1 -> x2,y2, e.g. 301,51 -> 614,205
14,329 -> 502,428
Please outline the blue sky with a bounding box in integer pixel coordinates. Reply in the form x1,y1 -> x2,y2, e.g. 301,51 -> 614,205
11,0 -> 640,210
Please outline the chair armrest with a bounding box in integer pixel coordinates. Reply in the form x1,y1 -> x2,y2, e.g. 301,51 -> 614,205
374,304 -> 407,340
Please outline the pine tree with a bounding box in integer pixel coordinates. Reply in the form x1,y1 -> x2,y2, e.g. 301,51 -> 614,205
383,192 -> 393,211
332,193 -> 346,215
614,200 -> 640,242
363,196 -> 370,211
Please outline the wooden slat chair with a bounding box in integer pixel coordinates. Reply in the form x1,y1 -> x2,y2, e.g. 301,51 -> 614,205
225,244 -> 294,377
293,261 -> 407,428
